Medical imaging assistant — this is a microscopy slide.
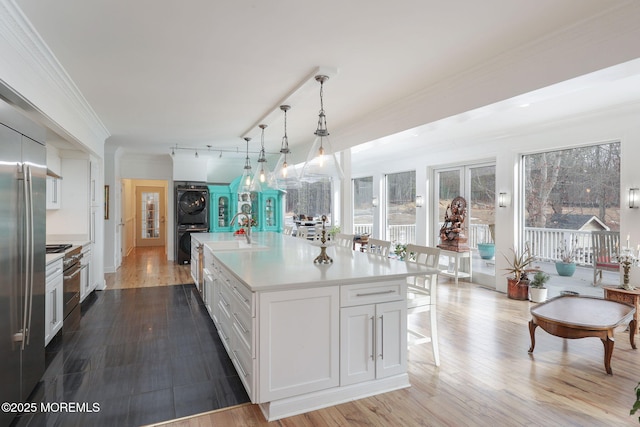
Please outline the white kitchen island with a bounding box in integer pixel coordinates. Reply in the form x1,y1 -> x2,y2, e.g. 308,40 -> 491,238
191,232 -> 435,421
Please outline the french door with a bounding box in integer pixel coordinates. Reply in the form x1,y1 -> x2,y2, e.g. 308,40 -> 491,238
434,163 -> 496,277
135,186 -> 166,247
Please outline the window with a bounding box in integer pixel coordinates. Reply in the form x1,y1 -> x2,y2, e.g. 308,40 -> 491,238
284,178 -> 333,224
386,171 -> 416,244
353,177 -> 373,236
523,142 -> 620,262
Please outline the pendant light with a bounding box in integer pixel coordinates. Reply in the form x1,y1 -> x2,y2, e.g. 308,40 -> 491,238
300,75 -> 344,183
239,137 -> 254,193
271,105 -> 300,189
252,124 -> 272,190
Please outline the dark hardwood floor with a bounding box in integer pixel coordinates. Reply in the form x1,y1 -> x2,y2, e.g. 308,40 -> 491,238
14,248 -> 249,427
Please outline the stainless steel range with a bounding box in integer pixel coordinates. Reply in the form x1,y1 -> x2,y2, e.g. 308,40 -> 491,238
46,244 -> 83,320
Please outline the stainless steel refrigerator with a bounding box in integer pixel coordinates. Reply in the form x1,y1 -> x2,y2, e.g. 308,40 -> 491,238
0,119 -> 46,427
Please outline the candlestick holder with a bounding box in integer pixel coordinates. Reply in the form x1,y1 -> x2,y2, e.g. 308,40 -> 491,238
313,215 -> 333,264
618,249 -> 637,290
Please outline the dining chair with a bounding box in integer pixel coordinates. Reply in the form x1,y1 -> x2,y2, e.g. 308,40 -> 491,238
404,244 -> 441,366
334,233 -> 355,249
283,225 -> 293,236
366,238 -> 391,257
297,226 -> 309,239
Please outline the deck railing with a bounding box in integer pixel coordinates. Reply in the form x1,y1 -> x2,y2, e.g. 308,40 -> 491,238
353,224 -> 415,245
353,223 -> 617,267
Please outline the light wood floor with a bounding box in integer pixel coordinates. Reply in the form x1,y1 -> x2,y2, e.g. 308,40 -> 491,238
111,248 -> 639,426
149,280 -> 640,426
104,246 -> 193,289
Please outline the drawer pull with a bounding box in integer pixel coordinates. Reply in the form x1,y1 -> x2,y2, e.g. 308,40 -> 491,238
219,329 -> 229,342
355,290 -> 395,297
233,313 -> 249,333
219,292 -> 229,307
233,286 -> 249,304
232,350 -> 248,377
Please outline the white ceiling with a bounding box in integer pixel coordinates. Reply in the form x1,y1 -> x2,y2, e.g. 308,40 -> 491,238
13,0 -> 639,170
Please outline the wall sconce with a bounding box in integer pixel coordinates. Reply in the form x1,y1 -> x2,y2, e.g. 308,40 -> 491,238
498,192 -> 508,208
372,196 -> 379,208
629,188 -> 639,208
415,195 -> 424,208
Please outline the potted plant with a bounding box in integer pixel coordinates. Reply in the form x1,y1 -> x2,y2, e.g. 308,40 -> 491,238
529,270 -> 550,303
477,224 -> 496,260
394,244 -> 407,261
503,246 -> 535,300
556,237 -> 578,277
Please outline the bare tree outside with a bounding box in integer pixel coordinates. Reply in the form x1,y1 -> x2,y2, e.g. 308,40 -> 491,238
524,142 -> 620,230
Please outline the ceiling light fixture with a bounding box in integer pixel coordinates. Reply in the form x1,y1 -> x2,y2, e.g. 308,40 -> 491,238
271,105 -> 300,189
239,137 -> 254,193
300,75 -> 344,183
252,124 -> 272,190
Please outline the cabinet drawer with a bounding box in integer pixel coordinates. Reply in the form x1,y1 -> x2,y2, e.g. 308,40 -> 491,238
46,259 -> 63,279
232,341 -> 254,401
341,281 -> 406,307
217,316 -> 232,353
232,305 -> 254,357
231,281 -> 253,315
218,282 -> 233,321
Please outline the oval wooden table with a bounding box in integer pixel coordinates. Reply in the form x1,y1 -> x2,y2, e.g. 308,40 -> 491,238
528,295 -> 636,375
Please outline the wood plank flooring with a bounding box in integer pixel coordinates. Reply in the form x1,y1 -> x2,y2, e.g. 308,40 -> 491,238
151,278 -> 640,426
105,246 -> 193,289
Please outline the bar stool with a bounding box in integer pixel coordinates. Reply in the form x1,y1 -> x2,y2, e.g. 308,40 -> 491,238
404,244 -> 440,366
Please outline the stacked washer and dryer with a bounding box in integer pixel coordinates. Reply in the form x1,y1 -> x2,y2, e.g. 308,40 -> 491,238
175,182 -> 209,264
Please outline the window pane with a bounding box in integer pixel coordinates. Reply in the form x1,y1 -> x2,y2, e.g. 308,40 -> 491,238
438,170 -> 460,223
523,142 -> 620,263
141,191 -> 160,239
353,177 -> 373,235
386,171 -> 416,244
284,178 -> 333,224
469,165 -> 496,244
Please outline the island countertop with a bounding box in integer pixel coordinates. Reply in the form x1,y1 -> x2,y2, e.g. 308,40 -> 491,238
193,232 -> 434,292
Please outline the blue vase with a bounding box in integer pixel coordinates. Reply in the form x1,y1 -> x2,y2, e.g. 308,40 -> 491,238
477,243 -> 495,260
555,261 -> 576,277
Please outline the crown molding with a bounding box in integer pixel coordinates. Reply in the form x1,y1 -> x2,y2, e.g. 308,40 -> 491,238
0,0 -> 110,152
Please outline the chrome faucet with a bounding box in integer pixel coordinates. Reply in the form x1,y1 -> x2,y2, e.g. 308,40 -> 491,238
230,212 -> 252,244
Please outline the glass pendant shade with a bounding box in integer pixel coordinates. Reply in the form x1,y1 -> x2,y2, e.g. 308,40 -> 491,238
252,124 -> 273,190
239,137 -> 254,193
300,135 -> 344,183
271,153 -> 300,189
239,163 -> 253,193
251,160 -> 271,192
270,104 -> 300,189
300,75 -> 344,183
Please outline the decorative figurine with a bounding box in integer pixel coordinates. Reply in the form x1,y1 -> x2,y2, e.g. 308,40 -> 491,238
314,215 -> 333,264
437,196 -> 469,252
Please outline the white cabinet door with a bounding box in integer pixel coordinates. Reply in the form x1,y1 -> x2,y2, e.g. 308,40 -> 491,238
45,261 -> 63,346
79,246 -> 92,302
46,176 -> 61,209
340,304 -> 376,385
375,300 -> 407,379
340,300 -> 407,386
258,286 -> 340,403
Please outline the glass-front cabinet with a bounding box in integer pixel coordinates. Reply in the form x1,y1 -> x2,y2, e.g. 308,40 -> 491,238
209,178 -> 284,233
209,185 -> 235,232
259,191 -> 280,231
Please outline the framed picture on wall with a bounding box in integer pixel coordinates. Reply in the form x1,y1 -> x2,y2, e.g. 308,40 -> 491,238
104,185 -> 110,220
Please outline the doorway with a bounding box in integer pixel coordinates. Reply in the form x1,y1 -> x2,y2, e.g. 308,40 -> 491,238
434,163 -> 496,284
135,186 -> 166,247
